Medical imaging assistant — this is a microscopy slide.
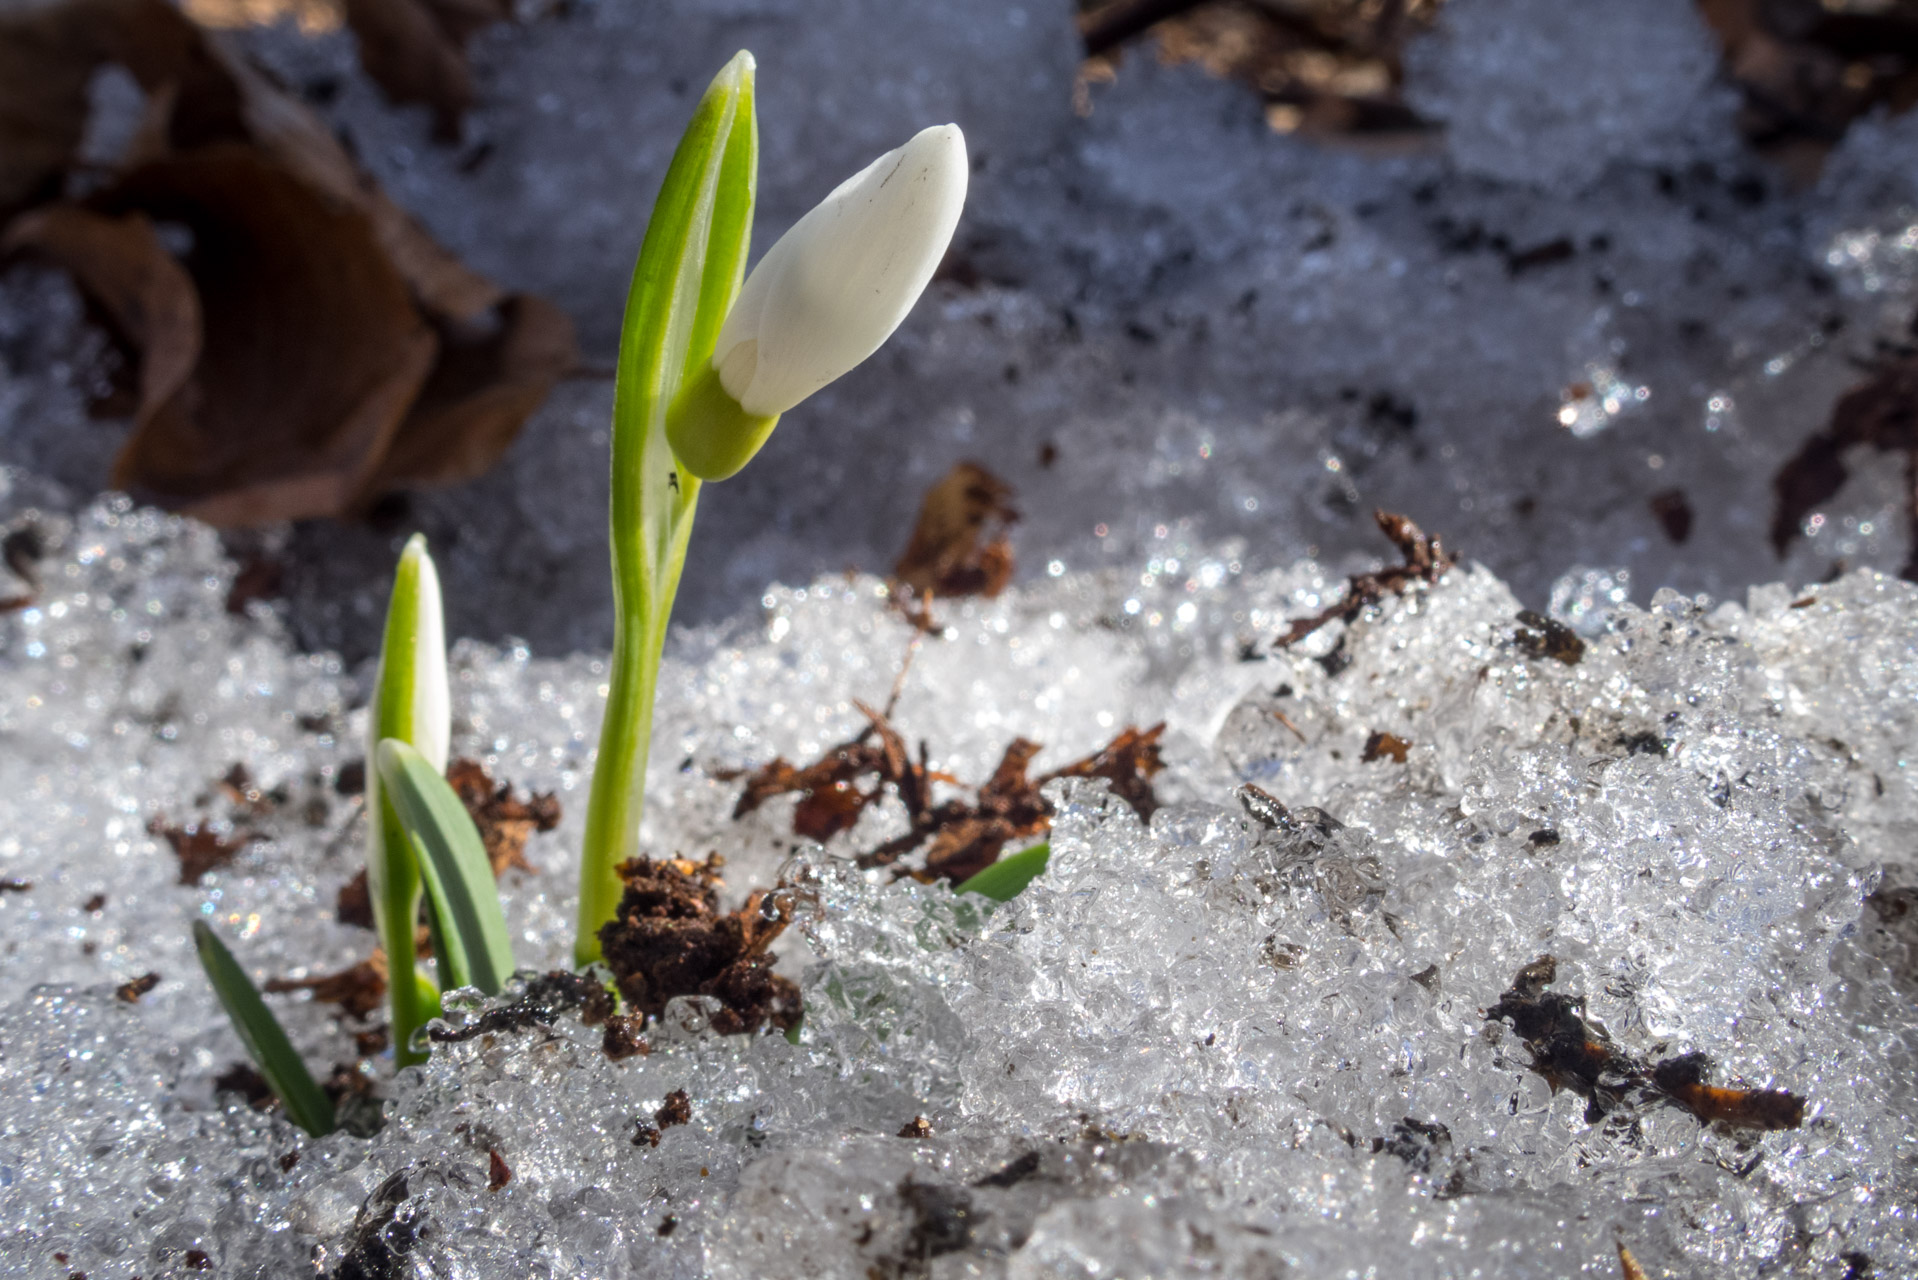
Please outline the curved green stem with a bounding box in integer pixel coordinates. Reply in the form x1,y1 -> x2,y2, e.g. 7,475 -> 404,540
575,53 -> 757,966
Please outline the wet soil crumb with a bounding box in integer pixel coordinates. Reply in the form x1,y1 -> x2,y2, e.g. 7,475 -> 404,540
446,758 -> 560,876
1372,1116 -> 1452,1173
656,1089 -> 692,1129
429,969 -> 615,1044
657,1214 -> 678,1236
596,857 -> 800,1036
734,703 -> 1163,885
186,1249 -> 212,1269
214,1063 -> 278,1111
632,1089 -> 693,1148
1513,610 -> 1585,665
1361,731 -> 1411,763
330,1171 -> 422,1280
1485,956 -> 1806,1130
1649,488 -> 1693,544
898,1115 -> 934,1138
972,1150 -> 1042,1189
114,972 -> 160,1003
336,870 -> 374,929
1772,353 -> 1918,579
1270,510 -> 1454,655
81,893 -> 105,913
486,1149 -> 511,1192
151,817 -> 259,884
893,461 -> 1018,603
266,956 -> 388,1021
601,1013 -> 652,1060
1527,829 -> 1560,847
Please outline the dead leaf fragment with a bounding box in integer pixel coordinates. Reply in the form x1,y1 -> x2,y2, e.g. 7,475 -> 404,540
735,700 -> 1163,887
341,0 -> 512,141
1486,955 -> 1806,1131
151,816 -> 257,883
265,954 -> 389,1020
446,756 -> 561,876
894,462 -> 1018,600
486,1147 -> 512,1191
1272,510 -> 1454,654
1361,731 -> 1410,763
115,971 -> 161,1002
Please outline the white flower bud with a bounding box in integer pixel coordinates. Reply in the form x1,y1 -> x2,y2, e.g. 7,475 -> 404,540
713,123 -> 968,417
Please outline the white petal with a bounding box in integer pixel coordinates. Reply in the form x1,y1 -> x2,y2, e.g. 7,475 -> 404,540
715,124 -> 967,415
409,542 -> 450,771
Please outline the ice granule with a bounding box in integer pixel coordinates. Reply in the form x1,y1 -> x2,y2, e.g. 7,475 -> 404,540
1,483 -> 1913,1277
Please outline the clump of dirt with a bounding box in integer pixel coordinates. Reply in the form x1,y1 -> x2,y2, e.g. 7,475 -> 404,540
595,857 -> 800,1037
1512,609 -> 1585,666
427,970 -> 614,1044
1485,955 -> 1806,1130
631,1088 -> 694,1148
732,703 -> 1164,886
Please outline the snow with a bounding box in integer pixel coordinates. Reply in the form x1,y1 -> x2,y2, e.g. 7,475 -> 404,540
4,0 -> 1918,1274
0,481 -> 1912,1277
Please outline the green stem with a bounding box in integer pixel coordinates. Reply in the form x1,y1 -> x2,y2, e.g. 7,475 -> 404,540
574,52 -> 756,966
378,800 -> 434,1066
576,476 -> 699,966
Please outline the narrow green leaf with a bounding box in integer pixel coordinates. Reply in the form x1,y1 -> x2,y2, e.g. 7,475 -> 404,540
193,921 -> 336,1138
954,842 -> 1051,902
376,740 -> 517,996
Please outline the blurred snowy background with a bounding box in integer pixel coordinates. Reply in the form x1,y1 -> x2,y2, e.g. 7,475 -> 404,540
7,0 -> 1918,660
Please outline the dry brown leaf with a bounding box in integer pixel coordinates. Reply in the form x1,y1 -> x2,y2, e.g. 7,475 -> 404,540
341,0 -> 511,141
893,462 -> 1019,599
375,294 -> 577,491
0,1 -> 100,213
0,205 -> 200,413
100,146 -> 438,521
733,700 -> 1163,887
0,0 -> 572,525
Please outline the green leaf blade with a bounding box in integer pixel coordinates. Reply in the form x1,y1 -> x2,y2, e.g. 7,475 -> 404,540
376,740 -> 517,996
954,842 -> 1051,902
193,920 -> 336,1138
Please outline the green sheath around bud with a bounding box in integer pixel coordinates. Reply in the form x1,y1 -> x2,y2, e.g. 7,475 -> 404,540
665,363 -> 780,482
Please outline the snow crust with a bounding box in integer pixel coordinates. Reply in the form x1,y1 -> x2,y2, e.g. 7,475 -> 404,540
1,482 -> 1913,1278
9,0 -> 1918,658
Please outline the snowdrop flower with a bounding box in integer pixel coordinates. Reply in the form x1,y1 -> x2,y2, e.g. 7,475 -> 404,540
668,123 -> 968,480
